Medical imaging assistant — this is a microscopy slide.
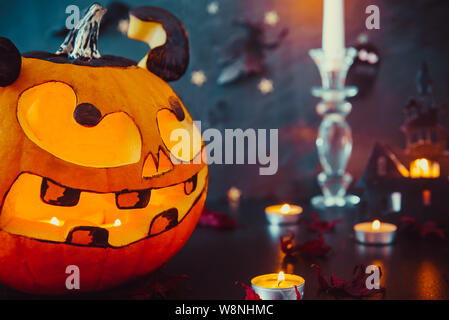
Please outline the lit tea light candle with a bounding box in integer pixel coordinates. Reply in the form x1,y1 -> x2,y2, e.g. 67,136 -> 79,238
354,219 -> 397,245
227,186 -> 242,211
265,204 -> 303,225
251,271 -> 305,300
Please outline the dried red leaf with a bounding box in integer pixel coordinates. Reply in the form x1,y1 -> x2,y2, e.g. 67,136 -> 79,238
306,212 -> 342,233
311,264 -> 385,298
280,231 -> 300,256
400,217 -> 446,240
131,271 -> 189,300
310,264 -> 330,290
294,285 -> 302,300
198,207 -> 237,230
235,281 -> 261,300
280,232 -> 330,257
298,235 -> 331,257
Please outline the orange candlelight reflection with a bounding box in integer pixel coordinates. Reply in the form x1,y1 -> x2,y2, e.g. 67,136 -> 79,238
410,158 -> 440,178
422,190 -> 432,206
49,217 -> 60,226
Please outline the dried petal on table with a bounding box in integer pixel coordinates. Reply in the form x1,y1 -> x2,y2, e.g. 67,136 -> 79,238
311,264 -> 386,298
400,216 -> 446,240
235,281 -> 262,300
306,212 -> 342,233
198,207 -> 237,230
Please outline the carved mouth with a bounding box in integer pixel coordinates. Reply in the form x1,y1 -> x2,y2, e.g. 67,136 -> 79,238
0,167 -> 208,248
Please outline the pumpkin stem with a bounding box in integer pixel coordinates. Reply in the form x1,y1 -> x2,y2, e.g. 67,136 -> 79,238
56,3 -> 107,60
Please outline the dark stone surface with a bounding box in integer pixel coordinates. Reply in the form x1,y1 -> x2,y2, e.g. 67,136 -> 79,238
1,199 -> 447,299
164,200 -> 449,299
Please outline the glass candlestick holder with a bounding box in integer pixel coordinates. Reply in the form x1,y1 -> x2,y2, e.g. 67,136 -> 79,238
309,48 -> 360,209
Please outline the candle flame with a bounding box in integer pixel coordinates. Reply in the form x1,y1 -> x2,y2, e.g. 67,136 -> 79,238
276,271 -> 285,287
372,219 -> 381,231
113,219 -> 121,227
277,271 -> 285,282
280,204 -> 291,214
264,11 -> 280,26
49,217 -> 60,226
227,186 -> 242,201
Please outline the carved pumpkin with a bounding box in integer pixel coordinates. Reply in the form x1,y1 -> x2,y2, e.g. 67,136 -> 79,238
0,4 -> 207,294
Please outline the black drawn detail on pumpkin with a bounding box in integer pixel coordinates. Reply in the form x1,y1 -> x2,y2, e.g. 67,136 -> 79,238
116,188 -> 151,209
184,173 -> 197,195
148,208 -> 179,236
73,103 -> 102,127
40,178 -> 81,207
169,96 -> 185,121
66,226 -> 109,247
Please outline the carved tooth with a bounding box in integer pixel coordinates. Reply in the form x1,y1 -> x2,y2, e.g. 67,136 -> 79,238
116,189 -> 151,209
148,208 -> 178,236
66,226 -> 109,247
40,178 -> 81,207
157,148 -> 174,174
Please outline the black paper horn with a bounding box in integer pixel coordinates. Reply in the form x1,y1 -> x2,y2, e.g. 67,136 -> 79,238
127,6 -> 189,82
0,37 -> 21,87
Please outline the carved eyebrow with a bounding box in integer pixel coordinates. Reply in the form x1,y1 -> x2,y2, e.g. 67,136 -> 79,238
168,96 -> 185,121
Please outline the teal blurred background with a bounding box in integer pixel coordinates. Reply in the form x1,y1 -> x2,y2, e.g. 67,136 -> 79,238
1,0 -> 448,203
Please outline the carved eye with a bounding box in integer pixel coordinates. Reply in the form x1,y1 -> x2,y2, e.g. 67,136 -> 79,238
74,103 -> 102,127
157,98 -> 202,162
17,81 -> 142,168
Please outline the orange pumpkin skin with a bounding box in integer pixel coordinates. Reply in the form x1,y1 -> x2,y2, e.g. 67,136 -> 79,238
0,54 -> 207,294
0,189 -> 206,295
0,4 -> 206,294
0,58 -> 204,195
0,57 -> 207,293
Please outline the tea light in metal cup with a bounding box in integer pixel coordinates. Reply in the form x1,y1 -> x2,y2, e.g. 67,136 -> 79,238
251,271 -> 305,300
265,204 -> 303,225
353,219 -> 397,245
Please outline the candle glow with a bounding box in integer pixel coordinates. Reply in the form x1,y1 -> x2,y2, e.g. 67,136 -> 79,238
49,217 -> 60,226
280,204 -> 291,214
251,273 -> 305,300
354,220 -> 397,245
372,219 -> 381,231
265,204 -> 303,225
113,219 -> 121,227
410,158 -> 440,178
277,271 -> 285,287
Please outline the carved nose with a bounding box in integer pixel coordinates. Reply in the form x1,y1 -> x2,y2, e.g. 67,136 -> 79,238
142,149 -> 174,178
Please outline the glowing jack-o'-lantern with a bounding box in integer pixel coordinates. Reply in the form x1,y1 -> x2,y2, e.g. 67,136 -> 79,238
0,4 -> 207,294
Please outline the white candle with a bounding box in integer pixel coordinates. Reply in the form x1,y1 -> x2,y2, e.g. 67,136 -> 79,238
322,0 -> 345,57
